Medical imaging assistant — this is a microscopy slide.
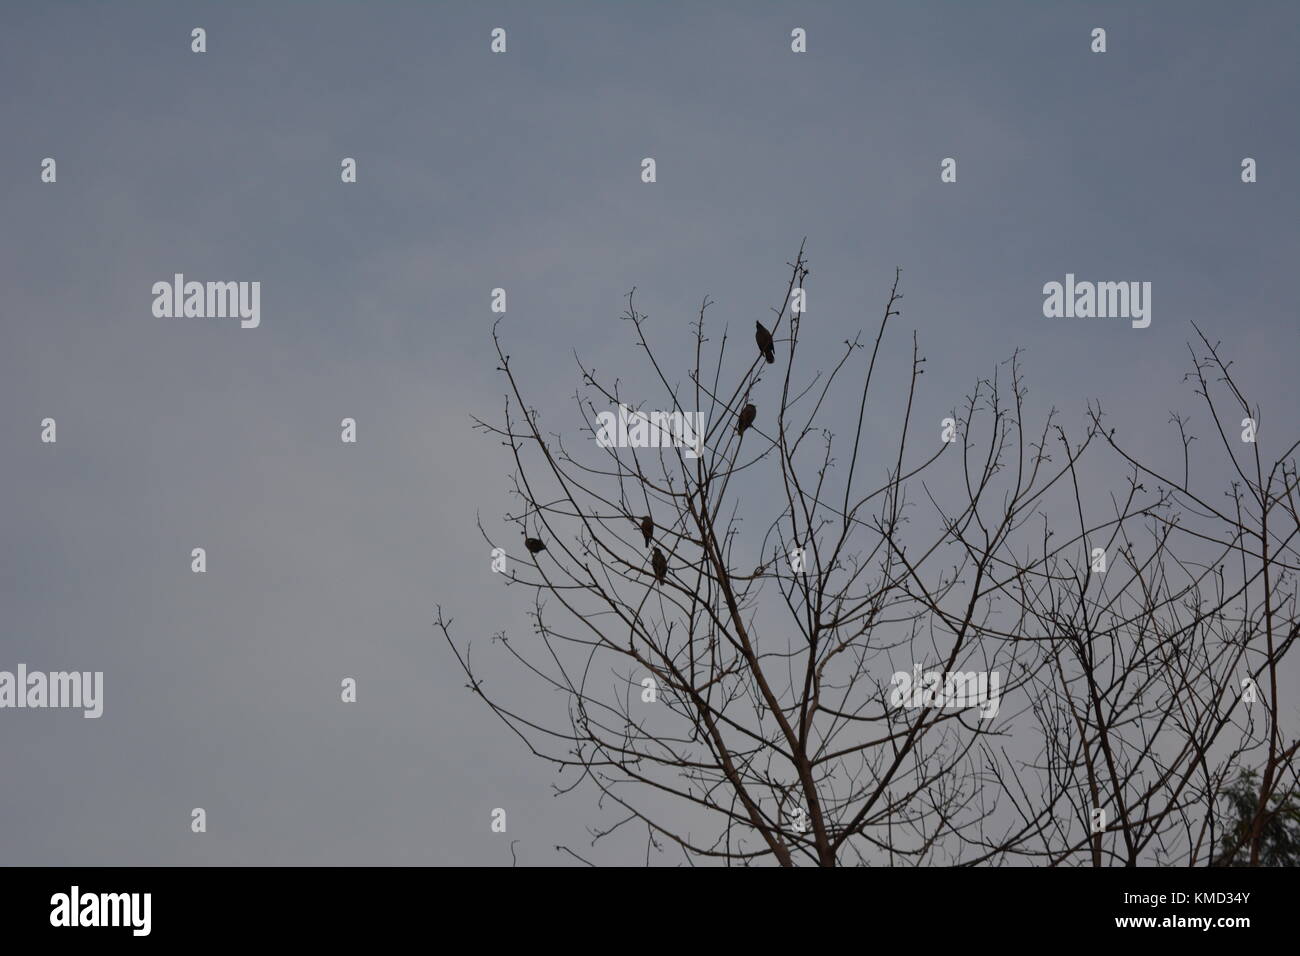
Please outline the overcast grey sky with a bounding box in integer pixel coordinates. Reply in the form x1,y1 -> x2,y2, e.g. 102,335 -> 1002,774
1,1 -> 1297,865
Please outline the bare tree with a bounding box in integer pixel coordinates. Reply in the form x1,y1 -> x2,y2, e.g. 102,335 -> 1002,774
441,243 -> 1299,866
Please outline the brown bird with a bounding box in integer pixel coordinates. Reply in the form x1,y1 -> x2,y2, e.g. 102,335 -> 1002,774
651,547 -> 668,585
524,536 -> 546,555
737,403 -> 757,436
755,320 -> 775,364
639,515 -> 654,548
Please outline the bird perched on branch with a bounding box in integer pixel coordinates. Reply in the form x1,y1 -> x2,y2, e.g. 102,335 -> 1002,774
755,320 -> 775,364
737,403 -> 757,436
651,547 -> 668,585
524,536 -> 546,555
639,515 -> 654,548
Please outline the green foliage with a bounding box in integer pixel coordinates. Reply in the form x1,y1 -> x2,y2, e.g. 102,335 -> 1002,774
1212,770 -> 1300,867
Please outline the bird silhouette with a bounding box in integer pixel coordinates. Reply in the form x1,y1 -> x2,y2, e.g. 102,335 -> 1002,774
651,547 -> 668,585
755,320 -> 775,364
737,403 -> 757,436
639,515 -> 654,548
524,536 -> 546,555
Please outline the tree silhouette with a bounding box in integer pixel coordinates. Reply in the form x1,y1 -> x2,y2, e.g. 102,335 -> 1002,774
1212,769 -> 1300,866
442,242 -> 1299,866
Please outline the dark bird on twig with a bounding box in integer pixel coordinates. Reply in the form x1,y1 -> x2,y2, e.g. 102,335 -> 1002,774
651,547 -> 668,585
737,403 -> 757,436
524,536 -> 546,555
755,320 -> 775,364
639,515 -> 654,548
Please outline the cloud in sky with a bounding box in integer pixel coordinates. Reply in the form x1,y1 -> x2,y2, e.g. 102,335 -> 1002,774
1,1 -> 1297,864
